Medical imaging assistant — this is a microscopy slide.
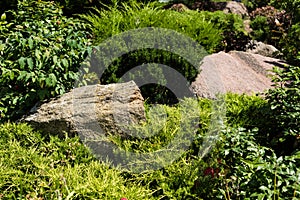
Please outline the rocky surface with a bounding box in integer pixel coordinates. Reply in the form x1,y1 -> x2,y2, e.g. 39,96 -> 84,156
169,3 -> 189,12
246,40 -> 280,58
222,1 -> 248,16
23,81 -> 145,137
190,51 -> 286,98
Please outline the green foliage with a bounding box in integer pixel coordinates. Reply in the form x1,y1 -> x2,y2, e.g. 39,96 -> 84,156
0,0 -> 299,198
0,0 -> 162,16
277,7 -> 300,65
266,59 -> 300,155
250,6 -> 291,50
224,93 -> 276,147
106,94 -> 300,199
83,1 -> 248,52
225,93 -> 268,128
80,1 -> 247,103
0,122 -> 154,199
82,1 -> 223,52
199,11 -> 249,51
279,23 -> 300,64
81,1 -> 220,103
0,94 -> 300,199
0,0 -> 91,121
249,2 -> 300,64
270,0 -> 300,23
109,98 -> 207,172
0,0 -> 96,15
214,128 -> 300,199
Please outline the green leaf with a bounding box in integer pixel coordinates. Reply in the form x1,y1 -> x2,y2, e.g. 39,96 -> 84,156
49,73 -> 57,83
53,55 -> 58,64
26,72 -> 35,82
45,78 -> 52,87
0,43 -> 5,52
27,58 -> 33,70
1,13 -> 6,21
45,73 -> 57,87
28,38 -> 33,49
35,49 -> 41,61
259,185 -> 272,193
9,71 -> 14,80
61,58 -> 68,69
18,57 -> 26,69
12,97 -> 18,105
17,71 -> 28,81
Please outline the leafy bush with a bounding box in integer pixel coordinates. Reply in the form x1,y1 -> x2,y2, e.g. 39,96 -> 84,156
199,11 -> 249,52
250,2 -> 300,64
122,111 -> 300,199
279,23 -> 300,64
81,1 -> 220,103
270,0 -> 300,23
0,0 -> 91,122
266,58 -> 300,155
273,0 -> 300,65
0,0 -> 97,15
250,5 -> 291,49
212,127 -> 300,199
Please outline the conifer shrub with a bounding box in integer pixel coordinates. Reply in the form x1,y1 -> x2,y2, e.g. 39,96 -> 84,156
81,1 -> 247,103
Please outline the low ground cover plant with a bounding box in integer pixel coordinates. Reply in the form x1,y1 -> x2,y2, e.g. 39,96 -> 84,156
0,123 -> 154,199
0,94 -> 299,199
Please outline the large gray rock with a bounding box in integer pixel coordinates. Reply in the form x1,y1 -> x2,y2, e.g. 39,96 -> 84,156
23,81 -> 145,137
190,51 -> 286,98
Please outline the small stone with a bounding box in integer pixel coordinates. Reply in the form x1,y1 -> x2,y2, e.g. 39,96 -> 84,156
246,40 -> 280,58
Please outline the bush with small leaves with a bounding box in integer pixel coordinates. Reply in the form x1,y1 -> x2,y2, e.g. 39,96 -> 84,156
250,6 -> 292,49
250,2 -> 300,64
0,0 -> 92,122
0,0 -> 99,16
266,57 -> 300,155
271,0 -> 300,63
215,128 -> 300,199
